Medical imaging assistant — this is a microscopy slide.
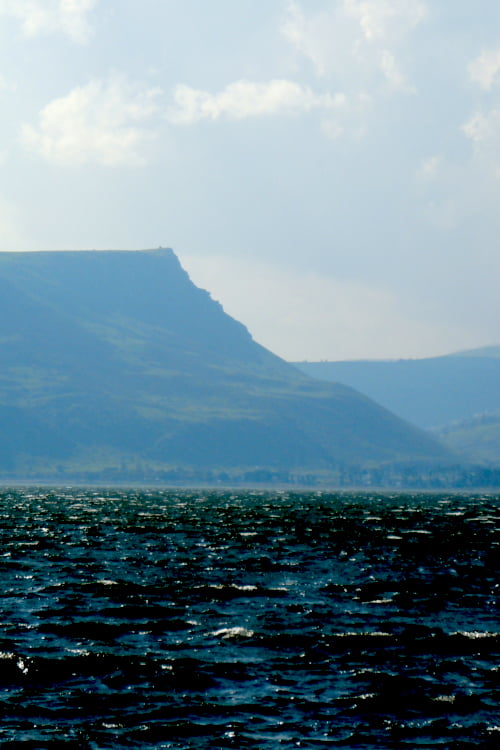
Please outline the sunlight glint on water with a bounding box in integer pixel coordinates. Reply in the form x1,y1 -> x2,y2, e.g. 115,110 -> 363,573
0,488 -> 499,748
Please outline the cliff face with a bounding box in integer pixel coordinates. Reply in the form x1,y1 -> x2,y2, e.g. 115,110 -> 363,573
0,249 -> 448,478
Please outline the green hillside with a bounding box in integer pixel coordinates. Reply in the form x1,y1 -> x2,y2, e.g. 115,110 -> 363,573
0,249 -> 448,481
435,413 -> 500,464
295,352 -> 500,430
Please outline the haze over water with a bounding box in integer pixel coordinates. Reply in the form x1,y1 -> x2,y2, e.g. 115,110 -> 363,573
1,488 -> 499,748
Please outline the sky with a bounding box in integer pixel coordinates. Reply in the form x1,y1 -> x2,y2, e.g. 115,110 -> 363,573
1,0 -> 500,361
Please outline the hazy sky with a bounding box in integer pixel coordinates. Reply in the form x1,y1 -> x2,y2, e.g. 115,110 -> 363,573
1,0 -> 500,360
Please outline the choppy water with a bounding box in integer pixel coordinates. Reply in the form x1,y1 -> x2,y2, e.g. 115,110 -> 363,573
0,488 -> 499,748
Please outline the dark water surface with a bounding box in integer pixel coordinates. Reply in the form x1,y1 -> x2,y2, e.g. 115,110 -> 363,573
0,488 -> 499,748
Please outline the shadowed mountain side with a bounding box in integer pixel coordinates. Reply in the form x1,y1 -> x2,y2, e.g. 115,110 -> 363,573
295,353 -> 500,430
0,249 -> 448,477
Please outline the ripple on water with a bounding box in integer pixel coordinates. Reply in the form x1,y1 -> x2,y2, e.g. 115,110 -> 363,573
0,488 -> 498,748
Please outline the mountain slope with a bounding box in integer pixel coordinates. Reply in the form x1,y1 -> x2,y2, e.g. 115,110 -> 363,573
0,249 -> 448,478
295,351 -> 500,430
434,413 -> 500,464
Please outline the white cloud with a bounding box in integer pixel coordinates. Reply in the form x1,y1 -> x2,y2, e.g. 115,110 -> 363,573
417,155 -> 442,182
463,109 -> 500,175
344,0 -> 427,43
282,0 -> 425,90
21,76 -> 162,167
321,91 -> 371,138
468,49 -> 500,91
379,50 -> 413,92
282,1 -> 356,79
168,79 -> 346,125
463,111 -> 495,144
0,0 -> 99,43
165,1 -> 424,138
281,2 -> 331,78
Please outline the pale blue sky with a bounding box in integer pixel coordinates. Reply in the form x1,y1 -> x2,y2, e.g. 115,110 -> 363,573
1,0 -> 500,359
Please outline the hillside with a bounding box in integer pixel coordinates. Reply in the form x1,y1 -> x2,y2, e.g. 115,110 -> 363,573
295,350 -> 500,430
0,249 -> 448,481
434,413 -> 500,464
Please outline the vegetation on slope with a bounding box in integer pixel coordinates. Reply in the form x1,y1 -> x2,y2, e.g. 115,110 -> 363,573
0,249 -> 449,480
295,352 -> 500,430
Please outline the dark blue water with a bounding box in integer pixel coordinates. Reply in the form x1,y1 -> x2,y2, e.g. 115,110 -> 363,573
0,488 -> 498,748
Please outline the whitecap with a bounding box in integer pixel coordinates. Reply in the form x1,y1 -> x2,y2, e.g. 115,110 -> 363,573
434,695 -> 455,703
233,585 -> 258,591
212,627 -> 254,639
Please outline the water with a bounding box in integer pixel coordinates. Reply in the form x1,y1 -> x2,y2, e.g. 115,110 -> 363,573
0,488 -> 499,748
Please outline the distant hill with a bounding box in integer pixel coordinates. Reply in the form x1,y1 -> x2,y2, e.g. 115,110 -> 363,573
433,412 -> 500,464
0,249 -> 447,481
295,349 -> 500,430
447,345 -> 500,359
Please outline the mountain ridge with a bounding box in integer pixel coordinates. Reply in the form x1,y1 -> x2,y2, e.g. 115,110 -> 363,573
295,349 -> 500,431
0,249 -> 448,481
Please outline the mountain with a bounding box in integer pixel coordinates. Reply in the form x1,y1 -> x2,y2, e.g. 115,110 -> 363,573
447,345 -> 500,359
295,348 -> 500,430
433,412 -> 500,464
0,249 -> 448,481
